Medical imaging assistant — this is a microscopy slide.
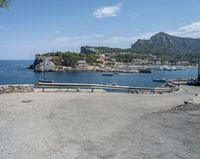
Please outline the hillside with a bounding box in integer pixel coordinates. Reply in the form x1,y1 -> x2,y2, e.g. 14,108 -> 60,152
81,33 -> 200,63
131,32 -> 200,62
81,46 -> 130,54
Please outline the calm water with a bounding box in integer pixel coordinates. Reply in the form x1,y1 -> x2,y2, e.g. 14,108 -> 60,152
0,60 -> 198,87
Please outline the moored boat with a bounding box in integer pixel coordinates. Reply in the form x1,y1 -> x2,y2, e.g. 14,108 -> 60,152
153,78 -> 167,83
138,68 -> 152,73
39,79 -> 54,83
102,73 -> 114,76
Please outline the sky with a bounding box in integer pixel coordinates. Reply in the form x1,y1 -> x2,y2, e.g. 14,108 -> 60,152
0,0 -> 200,60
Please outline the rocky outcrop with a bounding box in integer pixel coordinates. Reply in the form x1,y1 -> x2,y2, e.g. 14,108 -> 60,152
80,46 -> 97,54
32,55 -> 57,72
0,85 -> 34,94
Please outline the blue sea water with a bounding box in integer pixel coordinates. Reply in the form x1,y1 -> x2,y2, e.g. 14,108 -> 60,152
0,60 -> 198,87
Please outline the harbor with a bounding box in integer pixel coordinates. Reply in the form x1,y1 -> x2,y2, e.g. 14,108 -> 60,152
0,60 -> 197,88
1,0 -> 200,158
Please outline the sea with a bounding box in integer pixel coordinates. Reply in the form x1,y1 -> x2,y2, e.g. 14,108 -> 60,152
0,60 -> 198,87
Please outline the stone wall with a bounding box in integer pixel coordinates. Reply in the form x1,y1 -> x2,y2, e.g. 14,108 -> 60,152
0,85 -> 34,94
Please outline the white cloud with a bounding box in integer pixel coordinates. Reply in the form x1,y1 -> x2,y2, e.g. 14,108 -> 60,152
39,20 -> 200,53
3,21 -> 200,59
38,32 -> 156,53
93,3 -> 122,18
178,21 -> 200,33
168,21 -> 200,38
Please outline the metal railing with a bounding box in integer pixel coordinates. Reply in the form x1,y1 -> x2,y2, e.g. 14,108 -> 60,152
35,82 -> 180,93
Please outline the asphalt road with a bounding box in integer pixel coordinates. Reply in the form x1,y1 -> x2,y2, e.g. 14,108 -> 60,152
0,86 -> 200,159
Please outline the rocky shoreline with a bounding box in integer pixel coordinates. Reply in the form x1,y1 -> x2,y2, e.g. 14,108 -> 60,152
28,54 -> 151,73
0,85 -> 34,94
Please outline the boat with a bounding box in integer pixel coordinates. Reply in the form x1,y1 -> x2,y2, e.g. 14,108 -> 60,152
160,66 -> 177,71
111,83 -> 118,86
38,59 -> 54,83
163,66 -> 172,71
39,71 -> 54,83
16,64 -> 23,67
138,68 -> 152,73
102,73 -> 114,76
157,66 -> 175,71
153,78 -> 167,83
39,79 -> 54,83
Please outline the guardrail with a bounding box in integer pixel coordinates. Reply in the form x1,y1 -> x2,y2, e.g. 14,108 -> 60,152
35,82 -> 180,94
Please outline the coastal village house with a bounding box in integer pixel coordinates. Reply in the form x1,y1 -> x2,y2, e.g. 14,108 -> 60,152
75,60 -> 89,70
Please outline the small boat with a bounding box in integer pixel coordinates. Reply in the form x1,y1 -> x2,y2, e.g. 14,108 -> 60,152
102,73 -> 114,76
39,79 -> 54,83
162,66 -> 175,71
38,58 -> 54,83
153,78 -> 167,83
111,83 -> 118,86
138,68 -> 152,73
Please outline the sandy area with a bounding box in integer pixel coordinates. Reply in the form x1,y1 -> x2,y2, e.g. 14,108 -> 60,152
0,86 -> 200,159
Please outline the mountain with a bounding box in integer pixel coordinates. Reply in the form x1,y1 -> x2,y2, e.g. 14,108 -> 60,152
131,32 -> 200,62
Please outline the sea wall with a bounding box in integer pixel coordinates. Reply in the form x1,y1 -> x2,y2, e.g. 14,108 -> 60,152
0,85 -> 34,94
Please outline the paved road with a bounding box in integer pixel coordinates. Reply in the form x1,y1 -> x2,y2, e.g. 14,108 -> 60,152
0,86 -> 200,159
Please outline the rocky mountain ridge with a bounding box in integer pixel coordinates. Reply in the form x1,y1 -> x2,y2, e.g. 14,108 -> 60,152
131,32 -> 200,61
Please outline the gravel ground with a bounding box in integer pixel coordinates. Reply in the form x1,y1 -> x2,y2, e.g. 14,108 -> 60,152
0,86 -> 200,159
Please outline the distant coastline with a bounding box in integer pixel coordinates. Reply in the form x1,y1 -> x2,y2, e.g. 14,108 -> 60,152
29,32 -> 200,73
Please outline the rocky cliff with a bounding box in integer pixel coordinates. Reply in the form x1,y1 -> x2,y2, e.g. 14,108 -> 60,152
31,55 -> 57,72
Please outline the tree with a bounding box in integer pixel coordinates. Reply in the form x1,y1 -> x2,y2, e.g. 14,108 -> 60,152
0,0 -> 9,8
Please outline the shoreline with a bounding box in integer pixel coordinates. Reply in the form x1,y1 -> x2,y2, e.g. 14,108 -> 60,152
0,81 -> 179,94
30,65 -> 189,73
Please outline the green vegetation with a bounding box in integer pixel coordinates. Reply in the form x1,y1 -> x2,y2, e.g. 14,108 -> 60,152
0,0 -> 9,8
131,32 -> 200,63
41,51 -> 98,67
36,32 -> 200,66
114,53 -> 150,62
85,46 -> 130,54
84,32 -> 200,64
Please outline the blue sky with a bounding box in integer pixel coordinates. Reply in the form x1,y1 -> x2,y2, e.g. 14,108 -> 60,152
0,0 -> 200,60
